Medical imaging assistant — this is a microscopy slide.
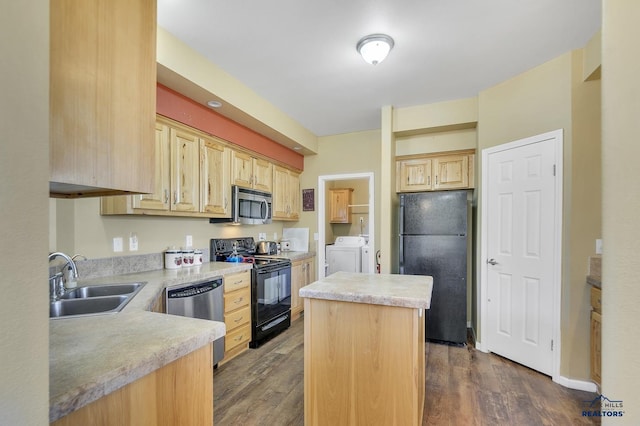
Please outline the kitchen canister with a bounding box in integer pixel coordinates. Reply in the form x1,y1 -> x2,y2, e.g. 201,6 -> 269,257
182,248 -> 195,267
164,248 -> 182,270
193,249 -> 203,266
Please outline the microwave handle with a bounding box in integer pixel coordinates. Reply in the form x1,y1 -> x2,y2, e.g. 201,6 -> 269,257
261,199 -> 270,223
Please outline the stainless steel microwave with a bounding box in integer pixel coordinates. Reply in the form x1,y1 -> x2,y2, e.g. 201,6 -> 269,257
210,185 -> 272,225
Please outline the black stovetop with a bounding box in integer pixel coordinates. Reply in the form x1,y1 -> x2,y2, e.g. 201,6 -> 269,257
210,237 -> 290,268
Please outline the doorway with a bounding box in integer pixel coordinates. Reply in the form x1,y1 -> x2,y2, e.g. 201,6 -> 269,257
317,172 -> 375,279
479,130 -> 563,379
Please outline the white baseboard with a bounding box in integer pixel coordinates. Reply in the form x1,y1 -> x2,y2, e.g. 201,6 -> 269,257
554,375 -> 598,392
474,340 -> 489,353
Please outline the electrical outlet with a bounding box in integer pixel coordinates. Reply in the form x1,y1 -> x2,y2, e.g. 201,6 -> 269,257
313,233 -> 319,241
258,233 -> 266,241
595,239 -> 603,254
113,237 -> 123,252
186,235 -> 193,247
273,232 -> 278,240
129,233 -> 138,251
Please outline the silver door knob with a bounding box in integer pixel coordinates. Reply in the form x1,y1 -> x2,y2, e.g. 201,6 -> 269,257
487,258 -> 498,265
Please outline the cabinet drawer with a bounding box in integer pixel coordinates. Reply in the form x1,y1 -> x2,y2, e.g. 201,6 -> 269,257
591,286 -> 602,313
224,287 -> 250,313
225,305 -> 251,330
224,270 -> 251,293
225,323 -> 251,351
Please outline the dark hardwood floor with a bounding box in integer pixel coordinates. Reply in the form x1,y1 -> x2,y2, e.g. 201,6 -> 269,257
213,317 -> 600,425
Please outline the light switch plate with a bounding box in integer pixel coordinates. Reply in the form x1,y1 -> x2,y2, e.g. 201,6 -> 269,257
185,235 -> 193,247
113,237 -> 123,252
129,233 -> 138,251
595,239 -> 603,254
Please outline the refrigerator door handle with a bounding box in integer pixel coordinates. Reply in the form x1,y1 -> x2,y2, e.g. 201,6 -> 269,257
399,236 -> 404,274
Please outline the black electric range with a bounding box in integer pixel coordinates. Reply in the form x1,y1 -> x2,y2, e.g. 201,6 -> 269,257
210,237 -> 292,347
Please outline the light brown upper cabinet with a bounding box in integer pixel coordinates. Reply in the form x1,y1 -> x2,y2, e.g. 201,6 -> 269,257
273,166 -> 301,221
170,127 -> 201,212
201,139 -> 231,216
231,150 -> 273,193
132,121 -> 171,210
396,150 -> 475,193
397,158 -> 433,192
329,188 -> 354,223
102,118 -> 229,219
50,0 -> 156,197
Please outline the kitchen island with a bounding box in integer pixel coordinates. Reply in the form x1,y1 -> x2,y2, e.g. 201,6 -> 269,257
300,271 -> 433,426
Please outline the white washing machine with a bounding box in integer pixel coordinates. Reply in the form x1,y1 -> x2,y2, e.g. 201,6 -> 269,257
326,236 -> 367,275
360,244 -> 370,273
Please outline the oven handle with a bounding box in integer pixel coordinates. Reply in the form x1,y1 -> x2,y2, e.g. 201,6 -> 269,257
255,263 -> 291,274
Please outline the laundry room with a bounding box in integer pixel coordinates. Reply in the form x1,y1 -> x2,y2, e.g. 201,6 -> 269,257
325,178 -> 370,275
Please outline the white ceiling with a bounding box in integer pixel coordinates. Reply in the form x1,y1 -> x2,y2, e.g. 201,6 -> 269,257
157,0 -> 601,138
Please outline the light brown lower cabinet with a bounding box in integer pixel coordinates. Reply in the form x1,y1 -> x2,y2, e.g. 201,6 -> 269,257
590,285 -> 602,386
304,298 -> 425,425
222,270 -> 252,363
51,344 -> 213,426
291,257 -> 316,320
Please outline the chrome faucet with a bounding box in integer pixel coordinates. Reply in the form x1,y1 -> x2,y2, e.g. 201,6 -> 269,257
48,252 -> 79,300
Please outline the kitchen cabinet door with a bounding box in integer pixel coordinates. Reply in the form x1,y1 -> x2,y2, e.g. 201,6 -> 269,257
231,150 -> 273,192
397,158 -> 432,192
591,311 -> 601,385
201,138 -> 231,216
231,150 -> 254,189
132,121 -> 171,211
170,128 -> 200,212
329,188 -> 353,223
433,155 -> 469,190
291,257 -> 316,320
50,0 -> 156,197
273,166 -> 300,220
253,158 -> 273,192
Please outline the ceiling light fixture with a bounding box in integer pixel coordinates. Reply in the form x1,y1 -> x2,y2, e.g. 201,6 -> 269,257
356,34 -> 394,65
207,100 -> 222,108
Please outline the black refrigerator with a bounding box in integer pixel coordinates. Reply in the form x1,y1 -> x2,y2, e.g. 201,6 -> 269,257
399,190 -> 469,345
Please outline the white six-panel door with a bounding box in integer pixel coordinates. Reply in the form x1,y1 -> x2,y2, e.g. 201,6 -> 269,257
481,130 -> 562,377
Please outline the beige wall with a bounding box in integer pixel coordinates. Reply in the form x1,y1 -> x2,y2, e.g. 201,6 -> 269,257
602,1 -> 640,422
50,198 -> 287,258
396,128 -> 477,156
477,50 -> 601,382
296,130 -> 382,262
0,1 -> 50,424
567,49 -> 602,380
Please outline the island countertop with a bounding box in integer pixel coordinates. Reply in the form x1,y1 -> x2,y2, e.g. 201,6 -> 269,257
299,271 -> 433,309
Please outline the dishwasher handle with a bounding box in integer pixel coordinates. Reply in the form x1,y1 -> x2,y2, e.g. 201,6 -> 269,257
167,278 -> 223,299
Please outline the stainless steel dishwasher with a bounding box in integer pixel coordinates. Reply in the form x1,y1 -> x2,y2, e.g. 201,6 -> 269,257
166,277 -> 225,365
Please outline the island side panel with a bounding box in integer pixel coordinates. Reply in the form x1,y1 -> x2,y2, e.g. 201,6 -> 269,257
304,298 -> 425,425
51,344 -> 213,426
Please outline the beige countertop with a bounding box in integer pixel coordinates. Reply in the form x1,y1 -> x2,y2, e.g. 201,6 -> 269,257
49,261 -> 253,422
299,271 -> 433,309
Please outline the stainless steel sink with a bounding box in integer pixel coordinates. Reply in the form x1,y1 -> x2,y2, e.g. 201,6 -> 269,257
60,282 -> 144,299
50,282 -> 146,319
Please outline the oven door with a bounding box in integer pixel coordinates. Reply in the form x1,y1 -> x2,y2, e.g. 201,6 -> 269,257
253,263 -> 291,328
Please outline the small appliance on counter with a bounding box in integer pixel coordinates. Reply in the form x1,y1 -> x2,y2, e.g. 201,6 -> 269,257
280,239 -> 291,252
256,241 -> 278,255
